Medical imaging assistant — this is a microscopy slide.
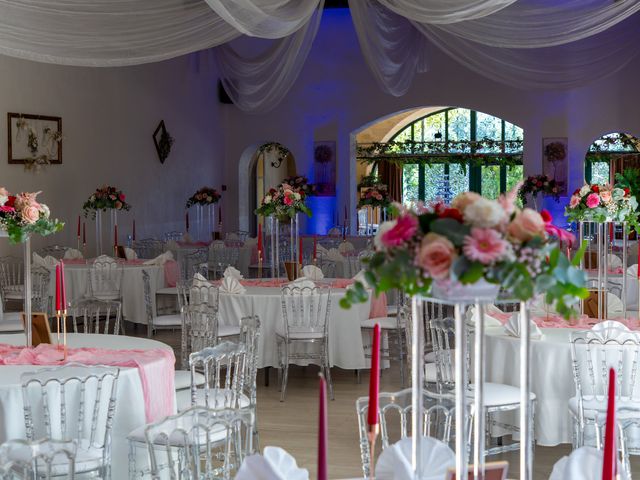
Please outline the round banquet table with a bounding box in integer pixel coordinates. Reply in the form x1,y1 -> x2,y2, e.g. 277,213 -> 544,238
46,263 -> 166,324
485,326 -> 585,446
217,285 -> 372,369
0,333 -> 174,479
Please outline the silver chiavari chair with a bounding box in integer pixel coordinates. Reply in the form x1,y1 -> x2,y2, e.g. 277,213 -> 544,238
209,247 -> 240,280
132,238 -> 164,260
162,231 -> 183,243
239,316 -> 261,447
142,269 -> 182,337
178,248 -> 209,282
21,365 -> 120,479
277,285 -> 332,401
31,266 -> 52,314
0,439 -> 77,480
68,298 -> 122,335
570,327 -> 640,448
87,256 -> 123,304
0,256 -> 24,310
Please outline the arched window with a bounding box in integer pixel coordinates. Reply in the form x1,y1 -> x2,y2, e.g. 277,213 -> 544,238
387,108 -> 523,204
585,132 -> 640,184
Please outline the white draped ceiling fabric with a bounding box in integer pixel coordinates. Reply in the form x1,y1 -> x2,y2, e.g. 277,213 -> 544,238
0,0 -> 639,110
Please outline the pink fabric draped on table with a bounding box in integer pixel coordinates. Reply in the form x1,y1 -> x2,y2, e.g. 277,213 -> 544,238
0,343 -> 175,422
487,311 -> 640,330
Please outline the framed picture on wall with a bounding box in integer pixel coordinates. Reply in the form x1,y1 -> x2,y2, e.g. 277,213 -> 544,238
314,141 -> 336,196
8,113 -> 63,165
542,137 -> 568,195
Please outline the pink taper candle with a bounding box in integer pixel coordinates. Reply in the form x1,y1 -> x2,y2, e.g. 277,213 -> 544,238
114,224 -> 118,248
299,237 -> 303,266
76,216 -> 81,237
257,223 -> 263,257
602,368 -> 617,480
132,219 -> 136,241
368,323 -> 381,426
318,375 -> 328,480
82,222 -> 86,245
186,211 -> 190,232
55,264 -> 61,312
59,261 -> 67,311
313,236 -> 317,260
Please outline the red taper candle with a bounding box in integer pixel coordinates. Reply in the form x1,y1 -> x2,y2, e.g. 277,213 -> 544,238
132,219 -> 136,241
602,367 -> 617,480
76,215 -> 81,237
114,224 -> 118,248
356,210 -> 360,234
218,206 -> 222,225
367,323 -> 381,426
344,204 -> 347,225
257,223 -> 263,255
185,211 -> 190,232
82,222 -> 86,245
318,375 -> 328,480
610,223 -> 614,243
299,237 -> 303,265
55,264 -> 61,312
313,235 -> 317,260
59,261 -> 67,311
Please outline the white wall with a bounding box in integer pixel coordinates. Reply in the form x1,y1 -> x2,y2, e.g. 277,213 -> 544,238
220,8 -> 640,233
0,50 -> 224,255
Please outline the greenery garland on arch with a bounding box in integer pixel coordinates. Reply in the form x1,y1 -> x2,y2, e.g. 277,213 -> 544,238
356,138 -> 523,171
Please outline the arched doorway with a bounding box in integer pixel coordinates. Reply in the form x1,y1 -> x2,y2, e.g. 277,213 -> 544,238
238,142 -> 296,236
584,132 -> 640,184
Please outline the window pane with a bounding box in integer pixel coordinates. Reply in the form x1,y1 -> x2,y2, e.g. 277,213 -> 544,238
402,164 -> 420,206
504,122 -> 524,141
394,127 -> 412,142
591,161 -> 610,184
414,120 -> 423,143
481,165 -> 500,199
423,111 -> 445,142
423,164 -> 445,203
476,112 -> 502,141
506,165 -> 524,193
449,164 -> 470,199
447,108 -> 471,153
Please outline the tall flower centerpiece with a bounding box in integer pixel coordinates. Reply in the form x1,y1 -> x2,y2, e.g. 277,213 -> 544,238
518,174 -> 560,209
186,187 -> 222,241
0,189 -> 63,243
83,185 -> 131,255
343,187 -> 588,318
256,181 -> 312,279
282,175 -> 316,197
358,180 -> 391,236
565,183 -> 638,226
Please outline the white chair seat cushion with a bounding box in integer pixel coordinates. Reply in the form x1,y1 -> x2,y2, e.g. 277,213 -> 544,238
361,317 -> 400,329
174,388 -> 251,412
471,383 -> 535,408
3,286 -> 23,300
219,325 -> 241,337
425,351 -> 436,363
128,416 -> 229,446
156,287 -> 178,295
425,362 -> 438,383
174,370 -> 205,391
44,442 -> 103,476
89,292 -> 120,301
276,329 -> 324,340
0,312 -> 23,332
568,395 -> 640,417
386,305 -> 399,316
153,314 -> 182,327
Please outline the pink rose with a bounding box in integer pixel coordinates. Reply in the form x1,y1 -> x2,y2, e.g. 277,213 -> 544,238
569,195 -> 580,208
586,193 -> 600,209
283,194 -> 293,206
115,201 -> 123,210
21,205 -> 40,224
119,193 -> 126,202
599,190 -> 612,203
380,215 -> 418,248
416,233 -> 456,280
507,208 -> 546,242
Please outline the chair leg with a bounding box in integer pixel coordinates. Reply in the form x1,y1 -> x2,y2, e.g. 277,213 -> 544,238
355,369 -> 361,384
280,343 -> 289,402
398,331 -> 406,388
324,343 -> 334,400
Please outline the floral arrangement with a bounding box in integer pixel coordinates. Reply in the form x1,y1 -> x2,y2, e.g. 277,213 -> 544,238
282,176 -> 316,197
544,141 -> 567,162
341,186 -> 588,319
185,187 -> 222,209
255,182 -> 312,220
358,182 -> 391,209
565,183 -> 638,226
518,175 -> 561,205
82,186 -> 131,218
0,188 -> 63,243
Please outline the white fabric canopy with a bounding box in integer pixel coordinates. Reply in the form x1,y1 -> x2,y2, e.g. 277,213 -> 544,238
214,0 -> 324,113
377,0 -> 517,24
205,0 -> 322,38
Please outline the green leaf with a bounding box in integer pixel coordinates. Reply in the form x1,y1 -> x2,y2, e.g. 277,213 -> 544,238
460,261 -> 484,285
429,218 -> 470,246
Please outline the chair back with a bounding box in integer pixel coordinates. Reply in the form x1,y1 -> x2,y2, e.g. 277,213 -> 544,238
0,255 -> 23,296
355,389 -> 461,479
188,279 -> 219,307
189,342 -> 247,410
178,248 -> 209,282
570,328 -> 640,402
209,248 -> 240,279
280,285 -> 331,338
31,266 -> 51,313
38,245 -> 68,260
21,365 -> 119,457
69,298 -> 122,335
316,258 -> 336,278
89,256 -> 123,298
239,316 -> 261,407
144,406 -> 253,480
429,317 -> 467,391
185,303 -> 218,355
132,239 -> 164,260
0,439 -> 77,479
162,231 -> 183,243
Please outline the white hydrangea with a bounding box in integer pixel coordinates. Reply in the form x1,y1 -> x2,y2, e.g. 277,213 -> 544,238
463,198 -> 506,228
579,185 -> 591,196
264,195 -> 272,204
0,194 -> 7,206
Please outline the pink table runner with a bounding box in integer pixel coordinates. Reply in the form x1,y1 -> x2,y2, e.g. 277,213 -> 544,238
487,311 -> 640,331
0,343 -> 175,422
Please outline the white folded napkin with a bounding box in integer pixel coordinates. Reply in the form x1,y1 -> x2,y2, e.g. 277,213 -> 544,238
628,264 -> 638,277
327,248 -> 345,262
549,446 -> 625,480
32,253 -> 58,268
464,305 -> 503,328
607,253 -> 622,269
301,265 -> 324,281
63,248 -> 83,260
503,312 -> 543,339
235,446 -> 309,480
143,251 -> 174,266
95,254 -> 116,263
376,436 -> 455,480
192,272 -> 210,287
223,266 -> 243,280
529,294 -> 556,317
352,269 -> 370,288
338,241 -> 355,254
220,275 -> 246,294
288,277 -> 316,290
124,247 -> 137,260
605,292 -> 624,318
316,244 -> 329,255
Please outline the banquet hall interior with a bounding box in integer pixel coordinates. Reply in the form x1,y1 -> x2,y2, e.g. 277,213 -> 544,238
1,1 -> 640,479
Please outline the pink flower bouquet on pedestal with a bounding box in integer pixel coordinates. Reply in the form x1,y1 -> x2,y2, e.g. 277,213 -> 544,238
0,188 -> 63,243
342,186 -> 588,319
565,183 -> 638,227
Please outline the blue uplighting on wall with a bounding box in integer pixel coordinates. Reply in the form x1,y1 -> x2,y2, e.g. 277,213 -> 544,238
306,196 -> 336,235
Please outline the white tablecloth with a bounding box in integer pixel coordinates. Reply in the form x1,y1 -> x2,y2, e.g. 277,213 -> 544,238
47,264 -> 165,324
486,327 -> 579,446
218,286 -> 371,369
0,333 -> 173,479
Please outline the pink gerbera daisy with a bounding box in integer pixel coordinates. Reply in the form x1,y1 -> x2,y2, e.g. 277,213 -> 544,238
463,228 -> 508,264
